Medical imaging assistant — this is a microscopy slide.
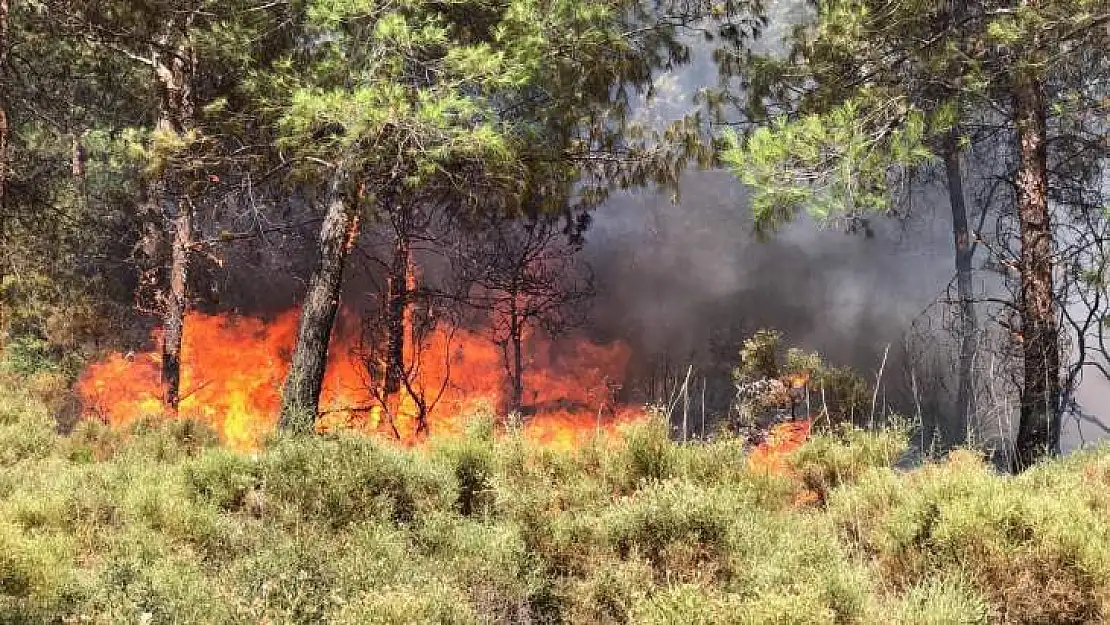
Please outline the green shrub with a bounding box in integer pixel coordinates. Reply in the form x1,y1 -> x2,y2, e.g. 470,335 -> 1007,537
0,420 -> 55,467
603,480 -> 742,577
0,522 -> 83,623
791,422 -> 908,502
425,518 -> 560,622
632,582 -> 838,625
608,415 -> 675,491
0,385 -> 56,465
0,336 -> 73,377
89,528 -> 231,624
332,586 -> 478,625
565,558 -> 653,624
672,438 -> 798,509
893,576 -> 991,625
828,451 -> 1110,622
261,434 -> 454,527
430,417 -> 497,518
222,529 -> 338,623
183,449 -> 262,513
2,367 -> 1110,624
329,521 -> 428,590
0,460 -> 117,533
65,419 -> 124,462
124,416 -> 220,462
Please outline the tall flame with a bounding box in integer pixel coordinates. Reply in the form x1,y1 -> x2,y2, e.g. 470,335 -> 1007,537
76,311 -> 643,451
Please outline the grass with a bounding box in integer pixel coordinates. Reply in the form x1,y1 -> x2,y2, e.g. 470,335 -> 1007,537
1,372 -> 1109,623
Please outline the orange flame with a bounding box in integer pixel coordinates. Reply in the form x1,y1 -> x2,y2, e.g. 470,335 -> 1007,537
76,310 -> 643,451
748,419 -> 813,475
782,371 -> 810,390
747,418 -> 819,506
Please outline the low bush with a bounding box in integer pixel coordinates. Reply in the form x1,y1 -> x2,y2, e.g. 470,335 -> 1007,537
0,373 -> 1108,623
260,433 -> 455,527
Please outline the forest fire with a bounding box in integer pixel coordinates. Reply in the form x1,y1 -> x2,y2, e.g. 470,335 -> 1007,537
748,419 -> 813,475
748,418 -> 818,505
76,311 -> 644,451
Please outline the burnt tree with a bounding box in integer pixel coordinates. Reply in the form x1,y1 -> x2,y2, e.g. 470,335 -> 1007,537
943,129 -> 977,448
382,213 -> 417,413
456,217 -> 594,414
279,171 -> 360,433
356,201 -> 446,439
1012,75 -> 1061,470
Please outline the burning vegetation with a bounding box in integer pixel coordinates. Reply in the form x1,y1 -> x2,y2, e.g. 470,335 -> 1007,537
3,0 -> 1110,619
76,309 -> 644,452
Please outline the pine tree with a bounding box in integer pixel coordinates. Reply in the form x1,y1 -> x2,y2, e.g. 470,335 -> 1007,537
720,0 -> 1109,468
46,0 -> 300,407
275,0 -> 766,431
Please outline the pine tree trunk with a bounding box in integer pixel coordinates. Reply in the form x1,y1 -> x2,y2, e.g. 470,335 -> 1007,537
162,201 -> 191,409
378,234 -> 414,436
153,33 -> 196,412
944,131 -> 976,448
1012,75 -> 1061,471
280,170 -> 358,433
0,0 -> 8,335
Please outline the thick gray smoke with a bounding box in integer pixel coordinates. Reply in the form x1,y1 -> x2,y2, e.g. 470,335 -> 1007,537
580,4 -> 1110,452
579,6 -> 957,433
583,171 -> 958,427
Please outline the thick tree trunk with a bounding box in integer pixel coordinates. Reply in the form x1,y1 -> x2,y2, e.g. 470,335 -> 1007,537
280,171 -> 358,432
153,35 -> 196,412
944,131 -> 976,448
1012,76 -> 1061,471
162,201 -> 191,409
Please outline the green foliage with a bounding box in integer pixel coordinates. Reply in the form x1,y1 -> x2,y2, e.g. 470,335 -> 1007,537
722,97 -> 933,235
0,381 -> 57,466
431,417 -> 498,517
893,576 -> 990,625
603,479 -> 737,571
2,373 -> 1110,622
261,433 -> 455,527
0,336 -> 75,377
791,423 -> 910,501
333,586 -> 478,624
732,328 -> 872,426
271,0 -> 765,220
736,328 -> 781,380
183,449 -> 263,512
827,448 -> 1110,622
611,414 -> 676,489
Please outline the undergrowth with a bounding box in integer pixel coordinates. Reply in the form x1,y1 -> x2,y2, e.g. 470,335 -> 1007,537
0,372 -> 1108,624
